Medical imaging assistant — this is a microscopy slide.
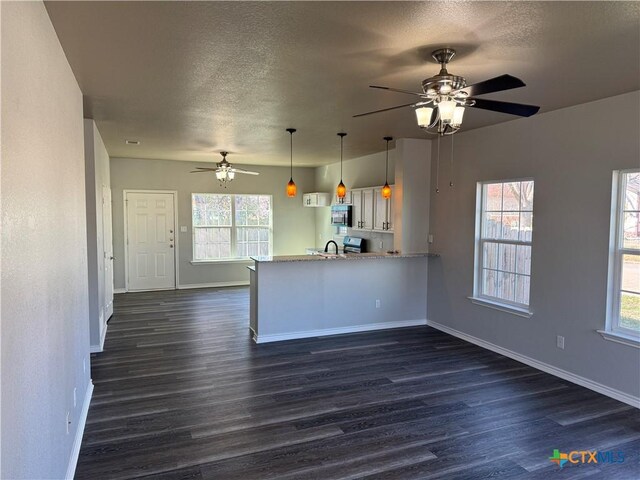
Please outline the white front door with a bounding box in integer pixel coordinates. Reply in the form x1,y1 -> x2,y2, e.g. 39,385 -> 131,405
126,192 -> 176,291
102,186 -> 114,319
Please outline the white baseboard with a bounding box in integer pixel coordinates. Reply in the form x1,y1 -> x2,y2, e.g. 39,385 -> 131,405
177,281 -> 249,290
113,288 -> 126,294
426,319 -> 640,409
65,380 -> 94,480
90,322 -> 108,353
254,319 -> 427,344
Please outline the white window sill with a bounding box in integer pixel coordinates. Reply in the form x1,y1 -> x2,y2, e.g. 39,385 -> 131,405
468,296 -> 533,318
597,330 -> 640,349
191,259 -> 254,265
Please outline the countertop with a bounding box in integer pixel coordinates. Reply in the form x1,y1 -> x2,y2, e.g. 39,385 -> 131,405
251,252 -> 438,263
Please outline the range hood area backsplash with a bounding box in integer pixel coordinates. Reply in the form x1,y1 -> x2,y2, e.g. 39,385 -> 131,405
333,229 -> 394,254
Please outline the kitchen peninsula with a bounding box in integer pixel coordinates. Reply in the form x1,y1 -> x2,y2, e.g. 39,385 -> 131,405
248,253 -> 437,343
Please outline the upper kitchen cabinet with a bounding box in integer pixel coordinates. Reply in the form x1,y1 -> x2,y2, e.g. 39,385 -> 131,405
333,191 -> 352,205
373,187 -> 394,232
303,192 -> 331,207
351,188 -> 374,230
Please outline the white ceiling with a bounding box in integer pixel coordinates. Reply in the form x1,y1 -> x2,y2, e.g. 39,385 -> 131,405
45,1 -> 639,167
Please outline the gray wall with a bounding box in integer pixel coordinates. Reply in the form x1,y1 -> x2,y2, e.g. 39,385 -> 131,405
110,157 -> 317,289
314,149 -> 396,251
428,91 -> 640,399
1,2 -> 91,478
84,119 -> 111,349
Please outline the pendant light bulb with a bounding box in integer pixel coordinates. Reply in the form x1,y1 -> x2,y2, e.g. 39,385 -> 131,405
336,132 -> 347,199
285,128 -> 297,197
381,136 -> 393,199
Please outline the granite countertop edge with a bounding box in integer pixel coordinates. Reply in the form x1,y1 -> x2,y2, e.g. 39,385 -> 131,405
251,252 -> 439,263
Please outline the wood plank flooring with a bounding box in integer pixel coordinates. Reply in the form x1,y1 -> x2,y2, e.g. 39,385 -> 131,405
76,287 -> 640,479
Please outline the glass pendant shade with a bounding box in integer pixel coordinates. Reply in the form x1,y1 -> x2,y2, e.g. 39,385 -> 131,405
415,107 -> 434,128
438,100 -> 457,124
215,171 -> 225,180
227,171 -> 235,180
286,178 -> 297,197
382,182 -> 392,199
336,180 -> 346,199
452,106 -> 465,127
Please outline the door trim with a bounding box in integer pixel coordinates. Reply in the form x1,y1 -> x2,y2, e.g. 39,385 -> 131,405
123,189 -> 179,292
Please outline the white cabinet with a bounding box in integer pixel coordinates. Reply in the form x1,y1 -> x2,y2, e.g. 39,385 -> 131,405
303,192 -> 331,207
373,187 -> 394,232
333,191 -> 352,205
351,188 -> 374,230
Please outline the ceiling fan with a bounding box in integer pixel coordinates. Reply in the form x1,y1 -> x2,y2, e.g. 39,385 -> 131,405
190,151 -> 259,184
354,48 -> 540,135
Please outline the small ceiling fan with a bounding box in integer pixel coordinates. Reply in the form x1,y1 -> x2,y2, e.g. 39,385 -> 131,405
354,48 -> 540,135
190,151 -> 259,184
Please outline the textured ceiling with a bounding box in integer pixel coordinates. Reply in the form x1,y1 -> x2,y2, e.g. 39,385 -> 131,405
45,1 -> 640,166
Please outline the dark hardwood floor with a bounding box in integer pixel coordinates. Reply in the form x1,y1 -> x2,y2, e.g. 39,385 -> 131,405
76,287 -> 640,479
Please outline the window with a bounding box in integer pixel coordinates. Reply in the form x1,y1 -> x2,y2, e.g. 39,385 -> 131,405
192,193 -> 272,261
473,179 -> 534,312
606,170 -> 640,340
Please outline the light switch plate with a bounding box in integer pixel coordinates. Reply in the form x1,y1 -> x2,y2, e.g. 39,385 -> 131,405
180,226 -> 188,233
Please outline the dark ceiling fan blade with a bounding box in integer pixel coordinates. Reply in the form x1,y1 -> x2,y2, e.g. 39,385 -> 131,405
469,98 -> 540,117
369,85 -> 425,96
457,74 -> 525,97
353,102 -> 416,118
190,169 -> 217,173
193,167 -> 217,171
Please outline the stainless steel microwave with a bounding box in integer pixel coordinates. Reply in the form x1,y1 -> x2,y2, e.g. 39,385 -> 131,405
330,205 -> 352,227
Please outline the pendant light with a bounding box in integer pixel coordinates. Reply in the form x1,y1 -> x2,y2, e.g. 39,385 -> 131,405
336,132 -> 347,201
285,128 -> 297,197
381,136 -> 393,199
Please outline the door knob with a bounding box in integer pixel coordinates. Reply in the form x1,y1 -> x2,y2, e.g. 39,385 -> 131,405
170,245 -> 174,248
169,229 -> 174,233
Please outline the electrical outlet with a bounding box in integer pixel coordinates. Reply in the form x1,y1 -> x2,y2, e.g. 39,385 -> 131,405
73,388 -> 77,408
66,412 -> 71,434
180,226 -> 188,233
428,234 -> 434,244
375,299 -> 381,308
83,358 -> 86,374
557,335 -> 565,350
379,240 -> 384,249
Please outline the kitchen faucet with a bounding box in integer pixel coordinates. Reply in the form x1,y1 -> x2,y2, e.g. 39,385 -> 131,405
324,240 -> 339,254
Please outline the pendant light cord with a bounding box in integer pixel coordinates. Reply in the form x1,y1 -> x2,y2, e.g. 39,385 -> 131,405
449,133 -> 454,187
290,131 -> 293,178
385,138 -> 389,184
436,133 -> 441,193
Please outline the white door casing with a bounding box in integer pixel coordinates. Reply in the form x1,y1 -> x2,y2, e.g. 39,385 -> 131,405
125,191 -> 177,291
102,185 -> 114,319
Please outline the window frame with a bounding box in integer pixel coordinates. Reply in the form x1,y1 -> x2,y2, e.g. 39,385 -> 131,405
191,193 -> 273,262
471,177 -> 535,316
603,169 -> 640,343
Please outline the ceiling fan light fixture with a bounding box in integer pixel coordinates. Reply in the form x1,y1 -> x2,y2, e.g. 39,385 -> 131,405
215,171 -> 225,180
438,100 -> 457,124
415,107 -> 434,128
452,106 -> 465,127
227,171 -> 235,180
